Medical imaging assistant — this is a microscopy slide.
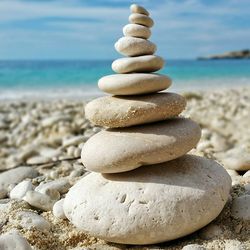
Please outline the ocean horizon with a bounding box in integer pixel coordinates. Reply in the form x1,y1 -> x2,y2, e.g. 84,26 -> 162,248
1,59 -> 250,100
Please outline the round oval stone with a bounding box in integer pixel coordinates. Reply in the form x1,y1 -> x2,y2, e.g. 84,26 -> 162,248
85,93 -> 186,128
115,37 -> 156,57
64,155 -> 231,245
112,55 -> 164,73
129,13 -> 154,27
123,24 -> 151,39
130,4 -> 149,16
98,73 -> 171,95
81,118 -> 201,173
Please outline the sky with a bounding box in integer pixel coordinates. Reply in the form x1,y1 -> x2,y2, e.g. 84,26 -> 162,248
0,0 -> 250,60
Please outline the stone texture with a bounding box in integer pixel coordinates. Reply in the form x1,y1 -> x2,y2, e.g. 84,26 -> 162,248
9,180 -> 33,200
182,245 -> 206,250
130,4 -> 149,16
85,93 -> 186,128
98,73 -> 171,95
53,199 -> 66,219
129,13 -> 154,28
115,37 -> 156,57
64,155 -> 231,245
10,211 -> 51,231
0,167 -> 38,199
23,190 -> 56,211
231,195 -> 250,220
123,24 -> 151,39
0,230 -> 32,250
81,118 -> 201,173
218,146 -> 250,171
112,55 -> 164,73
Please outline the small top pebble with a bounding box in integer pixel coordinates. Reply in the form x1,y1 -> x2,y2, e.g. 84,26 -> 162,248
130,4 -> 149,16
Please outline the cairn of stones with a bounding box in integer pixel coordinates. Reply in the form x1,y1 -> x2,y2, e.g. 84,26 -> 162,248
64,4 -> 231,245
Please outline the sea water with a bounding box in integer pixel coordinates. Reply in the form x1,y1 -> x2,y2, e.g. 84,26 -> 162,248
0,59 -> 250,100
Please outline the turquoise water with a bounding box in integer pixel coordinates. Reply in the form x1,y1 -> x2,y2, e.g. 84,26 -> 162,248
0,59 -> 250,99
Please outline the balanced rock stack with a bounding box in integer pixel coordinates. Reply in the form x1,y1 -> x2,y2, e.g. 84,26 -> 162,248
64,4 -> 231,245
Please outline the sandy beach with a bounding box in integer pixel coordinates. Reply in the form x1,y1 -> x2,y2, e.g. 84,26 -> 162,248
0,86 -> 249,250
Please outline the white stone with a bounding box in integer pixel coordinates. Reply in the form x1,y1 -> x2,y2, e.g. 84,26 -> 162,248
115,37 -> 156,57
123,24 -> 151,39
243,170 -> 250,178
26,155 -> 50,165
225,240 -> 247,250
85,93 -> 186,128
9,180 -> 33,200
10,211 -> 51,231
129,13 -> 154,27
23,190 -> 55,211
0,167 -> 38,199
35,178 -> 71,195
130,4 -> 149,16
82,118 -> 201,173
112,55 -> 164,73
226,169 -> 239,178
41,115 -> 70,127
231,195 -> 250,220
98,73 -> 171,96
53,199 -> 66,219
39,147 -> 61,158
182,244 -> 206,250
64,155 -> 231,245
219,146 -> 250,171
62,135 -> 85,147
0,230 -> 32,250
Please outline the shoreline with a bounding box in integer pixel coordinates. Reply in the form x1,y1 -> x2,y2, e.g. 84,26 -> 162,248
1,82 -> 250,101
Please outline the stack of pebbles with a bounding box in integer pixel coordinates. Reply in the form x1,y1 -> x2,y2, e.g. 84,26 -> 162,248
64,4 -> 231,245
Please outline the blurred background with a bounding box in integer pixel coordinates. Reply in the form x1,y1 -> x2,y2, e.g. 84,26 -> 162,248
0,0 -> 250,99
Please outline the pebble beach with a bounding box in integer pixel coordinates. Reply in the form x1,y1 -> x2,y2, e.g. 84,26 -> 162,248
0,86 -> 249,250
1,1 -> 250,249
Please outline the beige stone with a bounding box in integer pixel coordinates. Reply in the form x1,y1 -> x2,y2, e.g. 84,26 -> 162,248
81,118 -> 201,173
85,93 -> 186,128
123,24 -> 151,39
112,55 -> 164,73
98,73 -> 171,95
64,155 -> 231,245
115,37 -> 156,57
130,4 -> 149,16
129,13 -> 154,28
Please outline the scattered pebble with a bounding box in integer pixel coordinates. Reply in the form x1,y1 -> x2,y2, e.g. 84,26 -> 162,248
231,195 -> 250,220
0,167 -> 38,199
53,199 -> 66,219
10,211 -> 51,231
23,190 -> 56,211
0,230 -> 32,250
9,180 -> 33,200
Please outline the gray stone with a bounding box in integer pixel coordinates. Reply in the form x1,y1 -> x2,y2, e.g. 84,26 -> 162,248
0,230 -> 32,250
0,167 -> 38,199
231,195 -> 250,220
